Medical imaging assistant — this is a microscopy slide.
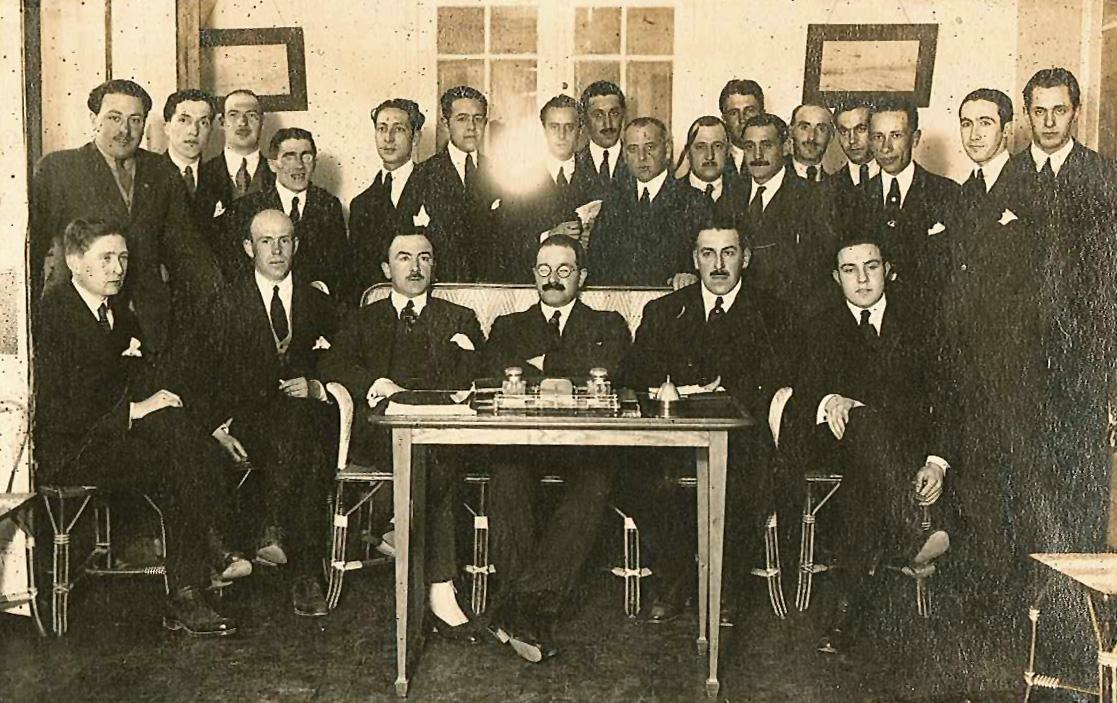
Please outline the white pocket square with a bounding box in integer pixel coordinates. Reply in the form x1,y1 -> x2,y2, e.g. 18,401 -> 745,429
998,209 -> 1018,226
414,205 -> 430,227
927,222 -> 947,236
490,198 -> 501,211
450,333 -> 475,351
212,201 -> 225,218
312,336 -> 331,350
121,337 -> 143,357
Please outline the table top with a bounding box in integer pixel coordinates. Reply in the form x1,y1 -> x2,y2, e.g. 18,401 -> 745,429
1031,553 -> 1117,595
0,493 -> 34,523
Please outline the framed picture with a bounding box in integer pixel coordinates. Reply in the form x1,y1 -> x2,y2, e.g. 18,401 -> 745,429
802,23 -> 938,107
200,27 -> 308,112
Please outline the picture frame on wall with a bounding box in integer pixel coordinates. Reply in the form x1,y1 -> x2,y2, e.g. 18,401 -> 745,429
802,23 -> 939,107
200,27 -> 308,112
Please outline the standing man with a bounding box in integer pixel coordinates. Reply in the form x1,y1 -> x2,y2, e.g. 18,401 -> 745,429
719,78 -> 765,181
198,89 -> 275,214
349,98 -> 426,298
483,235 -> 630,662
29,79 -> 221,355
831,99 -> 878,192
589,117 -> 708,286
680,116 -> 745,225
161,89 -> 224,264
788,103 -> 834,183
574,81 -> 630,200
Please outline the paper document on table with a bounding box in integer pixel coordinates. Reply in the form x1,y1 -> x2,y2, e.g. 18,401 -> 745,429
384,402 -> 477,417
648,384 -> 725,399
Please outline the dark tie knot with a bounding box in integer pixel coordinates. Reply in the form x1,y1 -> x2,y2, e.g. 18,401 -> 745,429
708,296 -> 726,323
400,300 -> 418,331
269,285 -> 289,342
806,165 -> 818,182
859,163 -> 870,186
704,183 -> 715,200
859,308 -> 878,340
97,302 -> 111,333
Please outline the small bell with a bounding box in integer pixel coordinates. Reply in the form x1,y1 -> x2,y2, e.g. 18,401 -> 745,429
657,375 -> 680,403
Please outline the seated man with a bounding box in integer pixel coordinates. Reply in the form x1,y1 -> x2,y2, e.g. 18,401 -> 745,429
483,235 -> 630,662
33,218 -> 236,636
203,209 -> 339,616
782,233 -> 950,655
621,221 -> 790,623
319,229 -> 484,637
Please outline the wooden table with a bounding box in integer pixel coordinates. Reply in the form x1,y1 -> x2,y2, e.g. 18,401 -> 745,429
372,399 -> 752,697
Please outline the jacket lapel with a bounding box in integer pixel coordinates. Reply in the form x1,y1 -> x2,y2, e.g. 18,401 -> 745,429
83,143 -> 131,220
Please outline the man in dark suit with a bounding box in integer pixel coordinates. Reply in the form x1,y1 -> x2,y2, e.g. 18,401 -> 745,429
738,113 -> 835,316
483,235 -> 630,662
787,103 -> 833,183
196,89 -> 275,219
349,98 -> 426,299
783,235 -> 949,655
621,223 -> 789,623
319,231 -> 484,637
861,97 -> 959,312
34,218 -> 236,637
202,209 -> 339,616
411,85 -> 501,282
589,117 -> 708,286
719,78 -> 765,181
160,89 -> 224,266
222,128 -> 351,300
830,99 -> 879,193
680,116 -> 746,226
29,79 -> 222,355
574,81 -> 630,200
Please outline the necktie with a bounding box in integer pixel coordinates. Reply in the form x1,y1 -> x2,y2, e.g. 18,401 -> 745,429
97,302 -> 111,334
383,170 -> 394,204
235,157 -> 250,199
114,160 -> 133,209
704,183 -> 715,202
974,167 -> 986,194
859,163 -> 870,189
859,308 -> 877,341
599,150 -> 610,183
806,165 -> 818,182
464,153 -> 476,189
749,185 -> 766,225
708,296 -> 725,323
399,299 -> 418,332
548,309 -> 562,345
183,165 -> 195,197
270,285 -> 289,342
556,167 -> 568,189
638,187 -> 651,209
885,178 -> 901,221
1040,157 -> 1055,184
289,196 -> 301,224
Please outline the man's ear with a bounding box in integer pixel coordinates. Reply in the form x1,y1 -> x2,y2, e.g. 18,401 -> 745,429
242,239 -> 254,259
292,237 -> 300,256
832,269 -> 841,285
885,261 -> 893,280
577,267 -> 588,290
381,261 -> 391,280
740,246 -> 752,270
64,252 -> 80,277
911,129 -> 922,150
692,249 -> 701,271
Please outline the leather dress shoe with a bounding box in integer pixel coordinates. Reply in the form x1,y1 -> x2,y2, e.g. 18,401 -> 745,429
430,615 -> 481,644
206,528 -> 251,583
817,597 -> 851,655
644,582 -> 687,624
491,594 -> 558,663
256,526 -> 287,566
163,586 -> 237,636
292,575 -> 328,617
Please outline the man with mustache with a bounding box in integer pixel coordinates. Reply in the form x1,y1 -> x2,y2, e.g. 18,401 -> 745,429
719,78 -> 765,181
738,113 -> 835,316
620,221 -> 789,625
29,79 -> 222,357
574,81 -> 630,200
349,98 -> 426,298
589,117 -> 708,286
223,128 -> 352,301
482,235 -> 630,662
788,103 -> 834,183
320,230 -> 484,641
680,115 -> 746,225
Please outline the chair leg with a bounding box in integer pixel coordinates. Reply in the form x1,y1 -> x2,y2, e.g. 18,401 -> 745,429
764,513 -> 787,618
796,502 -> 815,611
42,492 -> 93,637
467,513 -> 491,615
140,494 -> 170,595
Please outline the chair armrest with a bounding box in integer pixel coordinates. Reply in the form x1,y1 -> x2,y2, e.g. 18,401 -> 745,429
768,387 -> 794,448
326,382 -> 353,471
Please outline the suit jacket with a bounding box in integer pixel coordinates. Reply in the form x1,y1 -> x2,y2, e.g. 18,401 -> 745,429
29,143 -> 222,354
589,175 -> 709,286
412,149 -> 502,282
786,157 -> 829,183
348,168 -> 424,299
223,184 -> 352,301
679,175 -> 748,228
484,300 -> 630,380
319,296 -> 484,403
197,152 -> 275,218
622,282 -> 790,422
574,145 -> 631,202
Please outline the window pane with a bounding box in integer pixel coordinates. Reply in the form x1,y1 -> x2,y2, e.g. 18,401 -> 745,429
575,7 -> 621,55
627,61 -> 673,127
491,6 -> 537,54
438,7 -> 484,54
488,59 -> 538,164
1106,0 -> 1117,23
575,61 -> 621,100
437,60 -> 485,149
626,7 -> 674,55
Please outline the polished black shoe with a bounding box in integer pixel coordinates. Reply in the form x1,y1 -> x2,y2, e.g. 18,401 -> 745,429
430,614 -> 481,644
719,594 -> 737,628
816,597 -> 851,655
643,582 -> 687,624
163,586 -> 237,636
292,575 -> 328,617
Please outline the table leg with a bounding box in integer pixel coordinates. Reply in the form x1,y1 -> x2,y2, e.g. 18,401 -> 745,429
705,430 -> 728,698
393,428 -> 427,698
695,443 -> 710,656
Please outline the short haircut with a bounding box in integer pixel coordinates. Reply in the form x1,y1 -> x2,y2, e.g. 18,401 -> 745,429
742,113 -> 789,144
870,96 -> 919,132
162,89 -> 215,123
833,97 -> 871,120
960,88 -> 1014,127
538,233 -> 585,270
88,79 -> 152,116
676,115 -> 728,172
440,85 -> 488,120
718,79 -> 765,114
371,98 -> 426,133
269,127 -> 317,157
383,230 -> 433,263
624,116 -> 668,141
245,209 -> 295,242
539,94 -> 582,125
219,89 -> 264,117
1023,67 -> 1081,109
790,102 -> 832,125
693,218 -> 748,252
833,228 -> 889,269
63,218 -> 126,257
579,81 -> 626,114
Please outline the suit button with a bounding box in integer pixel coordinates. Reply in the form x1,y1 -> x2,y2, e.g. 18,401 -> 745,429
259,389 -> 267,398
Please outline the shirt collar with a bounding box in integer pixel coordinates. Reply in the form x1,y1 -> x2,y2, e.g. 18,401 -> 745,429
729,144 -> 745,173
972,148 -> 1010,191
589,140 -> 621,174
636,168 -> 669,202
1030,138 -> 1074,176
847,159 -> 879,184
94,142 -> 134,173
376,159 -> 415,204
448,141 -> 477,183
688,173 -> 723,200
545,155 -> 577,184
791,157 -> 823,180
845,292 -> 887,334
701,279 -> 742,319
540,299 -> 577,334
72,280 -> 108,320
390,289 -> 428,316
224,148 -> 261,179
255,269 -> 293,302
275,181 -> 308,215
881,161 -> 916,206
167,150 -> 200,176
751,164 -> 786,199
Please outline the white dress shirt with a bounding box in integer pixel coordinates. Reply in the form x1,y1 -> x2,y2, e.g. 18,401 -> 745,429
540,299 -> 576,334
254,269 -> 293,341
700,279 -> 741,320
881,160 -> 916,207
589,141 -> 622,178
688,173 -> 724,201
971,148 -> 1009,192
749,165 -> 787,210
73,281 -> 113,329
729,144 -> 745,175
845,159 -> 880,186
791,158 -> 824,181
1030,138 -> 1074,176
545,155 -> 577,186
276,182 -> 308,219
448,141 -> 478,185
374,159 -> 415,207
223,148 -> 261,182
636,168 -> 669,203
167,150 -> 201,180
390,290 -> 428,318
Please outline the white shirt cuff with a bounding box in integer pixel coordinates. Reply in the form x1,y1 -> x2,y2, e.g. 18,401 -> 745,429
926,455 -> 949,474
816,394 -> 840,424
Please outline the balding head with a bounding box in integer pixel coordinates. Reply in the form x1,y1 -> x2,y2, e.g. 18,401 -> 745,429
244,209 -> 298,281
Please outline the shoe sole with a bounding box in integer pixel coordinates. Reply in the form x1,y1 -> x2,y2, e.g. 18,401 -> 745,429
508,637 -> 544,663
162,617 -> 237,637
294,606 -> 328,617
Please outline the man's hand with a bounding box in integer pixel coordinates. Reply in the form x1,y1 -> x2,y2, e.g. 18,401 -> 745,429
212,426 -> 249,464
370,378 -> 406,399
279,377 -> 310,398
130,389 -> 183,422
669,272 -> 698,290
824,395 -> 859,440
913,463 -> 945,505
526,354 -> 545,372
548,220 -> 582,239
